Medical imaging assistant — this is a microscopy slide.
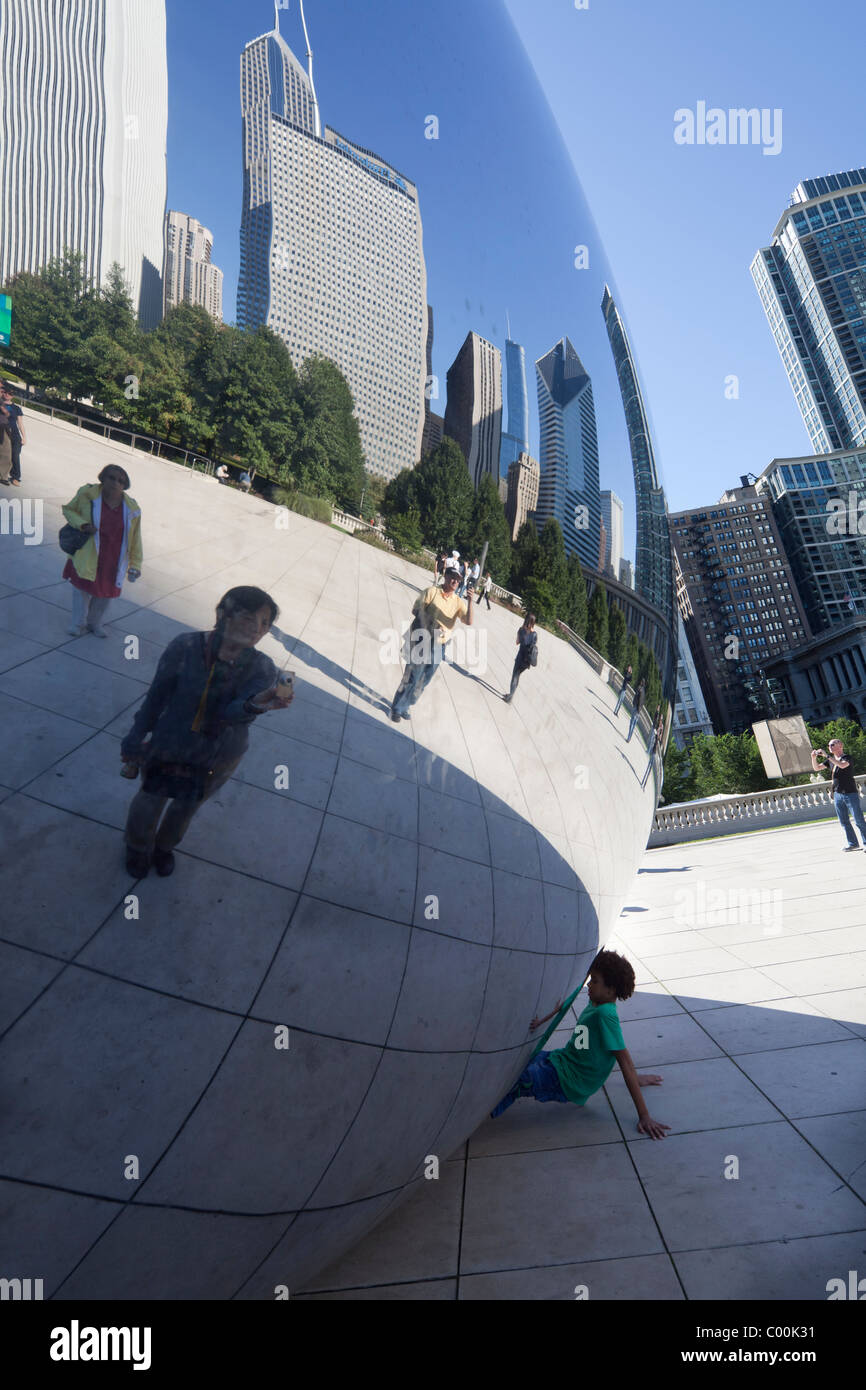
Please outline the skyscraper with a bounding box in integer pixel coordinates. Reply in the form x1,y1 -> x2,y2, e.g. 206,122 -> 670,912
506,450 -> 540,542
602,286 -> 672,622
499,335 -> 530,477
534,336 -> 601,566
600,490 -> 624,578
752,169 -> 866,454
444,332 -> 503,488
238,5 -> 428,480
0,0 -> 168,328
164,212 -> 224,323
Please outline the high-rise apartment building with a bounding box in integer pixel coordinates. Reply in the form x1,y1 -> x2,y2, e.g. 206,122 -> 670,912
619,559 -> 635,590
534,336 -> 601,566
600,490 -> 624,578
672,553 -> 714,748
0,0 -> 168,328
238,6 -> 427,479
421,304 -> 445,456
499,336 -> 530,476
164,212 -> 223,322
602,286 -> 672,623
755,446 -> 866,633
505,450 -> 540,542
752,170 -> 866,455
669,483 -> 810,732
444,332 -> 503,488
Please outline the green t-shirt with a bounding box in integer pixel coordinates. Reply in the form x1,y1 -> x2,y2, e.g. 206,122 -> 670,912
548,1001 -> 625,1105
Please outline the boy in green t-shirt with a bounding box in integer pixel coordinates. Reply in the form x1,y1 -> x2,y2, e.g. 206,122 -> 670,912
490,950 -> 670,1139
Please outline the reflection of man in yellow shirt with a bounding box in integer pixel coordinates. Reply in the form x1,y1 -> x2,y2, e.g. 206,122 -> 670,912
391,565 -> 473,721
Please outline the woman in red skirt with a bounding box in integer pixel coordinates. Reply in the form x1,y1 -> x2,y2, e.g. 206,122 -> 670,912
62,465 -> 143,637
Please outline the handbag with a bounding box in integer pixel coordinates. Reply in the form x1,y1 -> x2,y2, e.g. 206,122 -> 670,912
529,634 -> 538,667
59,524 -> 91,555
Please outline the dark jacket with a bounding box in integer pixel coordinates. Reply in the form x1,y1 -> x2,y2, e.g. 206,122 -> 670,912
515,627 -> 537,672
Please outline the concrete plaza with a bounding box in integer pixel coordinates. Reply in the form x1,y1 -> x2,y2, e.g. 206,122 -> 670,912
298,820 -> 866,1299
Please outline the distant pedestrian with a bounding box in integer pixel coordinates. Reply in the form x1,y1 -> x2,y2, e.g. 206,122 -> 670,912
435,551 -> 446,585
390,563 -> 473,721
506,613 -> 537,702
614,663 -> 633,716
641,708 -> 664,789
478,571 -> 493,610
0,384 -> 25,486
62,466 -> 143,638
812,739 -> 866,850
626,679 -> 646,742
215,464 -> 230,485
467,557 -> 481,596
239,468 -> 255,494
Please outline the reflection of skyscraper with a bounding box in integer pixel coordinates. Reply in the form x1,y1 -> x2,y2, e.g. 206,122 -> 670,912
444,332 -> 503,487
600,490 -> 624,578
0,0 -> 168,328
421,304 -> 445,457
506,450 -> 540,541
164,212 -> 223,322
239,6 -> 428,479
602,287 -> 672,622
752,170 -> 866,454
500,336 -> 530,476
534,337 -> 601,566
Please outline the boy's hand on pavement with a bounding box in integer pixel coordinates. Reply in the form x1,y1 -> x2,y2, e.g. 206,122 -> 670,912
637,1114 -> 671,1140
637,1073 -> 663,1087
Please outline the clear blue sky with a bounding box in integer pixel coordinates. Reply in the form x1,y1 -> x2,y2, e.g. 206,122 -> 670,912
165,0 -> 864,523
505,0 -> 865,513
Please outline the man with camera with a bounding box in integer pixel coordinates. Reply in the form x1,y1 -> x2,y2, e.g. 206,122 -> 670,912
812,738 -> 866,851
390,562 -> 472,721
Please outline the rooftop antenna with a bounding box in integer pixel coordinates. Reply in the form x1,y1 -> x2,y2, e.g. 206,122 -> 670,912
506,309 -> 512,342
298,0 -> 322,137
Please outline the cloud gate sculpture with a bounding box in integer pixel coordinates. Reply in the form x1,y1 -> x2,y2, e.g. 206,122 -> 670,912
0,0 -> 675,1297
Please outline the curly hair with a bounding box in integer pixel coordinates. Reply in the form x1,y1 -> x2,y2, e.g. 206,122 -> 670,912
590,949 -> 635,1000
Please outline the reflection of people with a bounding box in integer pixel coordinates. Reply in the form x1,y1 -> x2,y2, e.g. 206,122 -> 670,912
120,586 -> 293,878
390,564 -> 472,721
614,663 -> 633,716
216,464 -> 230,484
641,708 -> 664,789
626,679 -> 645,742
239,468 -> 255,493
478,571 -> 493,610
0,384 -> 25,486
506,614 -> 537,702
490,951 -> 670,1140
62,466 -> 143,638
812,739 -> 866,850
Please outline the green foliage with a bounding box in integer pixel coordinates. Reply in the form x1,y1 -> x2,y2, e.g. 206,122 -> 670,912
661,739 -> 696,805
0,255 -> 365,508
586,584 -> 610,659
608,605 -> 627,672
625,631 -> 640,679
361,470 -> 388,520
412,437 -> 475,552
522,576 -> 557,626
465,472 -> 512,585
562,555 -> 589,636
271,489 -> 332,524
535,519 -> 569,614
382,466 -> 420,525
511,520 -> 540,595
386,506 -> 425,555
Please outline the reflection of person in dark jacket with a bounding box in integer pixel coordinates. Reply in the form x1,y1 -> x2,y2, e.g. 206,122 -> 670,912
626,679 -> 646,742
120,586 -> 293,879
614,663 -> 633,716
506,614 -> 537,702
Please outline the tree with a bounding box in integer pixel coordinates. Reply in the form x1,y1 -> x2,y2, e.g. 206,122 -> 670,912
511,520 -> 540,596
382,467 -> 421,525
563,555 -> 589,637
0,250 -> 101,397
535,518 -> 569,616
661,738 -> 696,805
625,631 -> 640,679
522,576 -> 556,626
608,604 -> 627,672
386,507 -> 425,555
362,469 -> 388,520
412,437 -> 474,552
466,472 -> 512,585
295,354 -> 365,509
586,584 -> 610,658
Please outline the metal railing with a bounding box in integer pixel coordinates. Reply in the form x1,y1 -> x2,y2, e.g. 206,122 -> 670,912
650,775 -> 866,845
17,394 -> 217,475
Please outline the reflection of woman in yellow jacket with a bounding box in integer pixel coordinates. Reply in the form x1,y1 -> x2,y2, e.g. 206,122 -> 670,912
62,465 -> 143,637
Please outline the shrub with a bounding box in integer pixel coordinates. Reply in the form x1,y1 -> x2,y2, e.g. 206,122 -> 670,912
271,489 -> 332,525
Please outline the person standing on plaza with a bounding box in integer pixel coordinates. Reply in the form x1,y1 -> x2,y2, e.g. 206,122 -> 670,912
0,384 -> 26,486
812,738 -> 866,850
614,663 -> 633,716
626,678 -> 646,742
120,586 -> 293,878
641,707 -> 664,790
434,551 -> 446,586
390,563 -> 472,721
62,466 -> 143,637
478,571 -> 493,611
506,613 -> 537,703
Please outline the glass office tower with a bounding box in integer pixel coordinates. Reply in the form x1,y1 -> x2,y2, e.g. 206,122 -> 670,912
752,169 -> 866,454
534,336 -> 602,568
499,337 -> 531,476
